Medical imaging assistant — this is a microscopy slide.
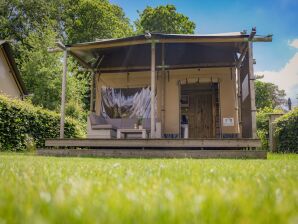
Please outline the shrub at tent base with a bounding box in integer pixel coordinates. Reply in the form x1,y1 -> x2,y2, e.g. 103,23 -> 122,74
274,108 -> 298,153
0,95 -> 84,151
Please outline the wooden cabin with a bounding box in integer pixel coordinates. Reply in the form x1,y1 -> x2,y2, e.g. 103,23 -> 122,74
44,29 -> 272,154
0,40 -> 27,99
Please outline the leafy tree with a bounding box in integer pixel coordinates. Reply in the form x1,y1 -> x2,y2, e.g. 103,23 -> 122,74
65,58 -> 90,121
135,5 -> 196,34
0,0 -> 58,47
255,80 -> 286,109
64,0 -> 133,44
0,0 -> 133,120
16,27 -> 62,110
0,0 -> 133,45
255,79 -> 286,149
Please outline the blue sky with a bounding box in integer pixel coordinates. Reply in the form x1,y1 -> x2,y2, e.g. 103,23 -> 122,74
111,0 -> 298,105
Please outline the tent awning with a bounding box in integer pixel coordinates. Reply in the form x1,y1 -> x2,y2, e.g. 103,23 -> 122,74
63,32 -> 272,72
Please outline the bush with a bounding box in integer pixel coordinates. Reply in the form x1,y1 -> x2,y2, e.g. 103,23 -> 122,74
65,99 -> 87,122
256,129 -> 269,150
256,107 -> 283,150
0,95 -> 85,151
274,108 -> 298,153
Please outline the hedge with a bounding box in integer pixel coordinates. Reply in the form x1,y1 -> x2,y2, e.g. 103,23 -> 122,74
274,108 -> 298,153
0,94 -> 85,151
256,107 -> 283,150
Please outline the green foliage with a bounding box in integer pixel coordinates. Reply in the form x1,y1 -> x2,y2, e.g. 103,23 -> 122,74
0,0 -> 58,48
16,27 -> 62,110
64,0 -> 133,44
255,80 -> 286,109
135,5 -> 196,34
0,153 -> 297,223
0,95 -> 84,151
256,107 -> 283,150
65,59 -> 91,120
24,134 -> 36,152
0,0 -> 133,121
255,80 -> 288,150
256,129 -> 269,150
65,98 -> 88,122
274,108 -> 298,153
0,0 -> 133,45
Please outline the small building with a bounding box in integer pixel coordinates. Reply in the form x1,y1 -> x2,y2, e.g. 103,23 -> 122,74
45,29 -> 272,153
0,40 -> 27,99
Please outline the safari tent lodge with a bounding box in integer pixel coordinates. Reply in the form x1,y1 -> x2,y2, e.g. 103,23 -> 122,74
44,29 -> 272,155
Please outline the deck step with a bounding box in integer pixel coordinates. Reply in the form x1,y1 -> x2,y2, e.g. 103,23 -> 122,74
37,149 -> 267,159
45,138 -> 261,148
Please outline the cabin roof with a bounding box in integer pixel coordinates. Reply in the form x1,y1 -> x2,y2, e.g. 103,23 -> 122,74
0,40 -> 28,95
64,31 -> 272,72
67,32 -> 262,48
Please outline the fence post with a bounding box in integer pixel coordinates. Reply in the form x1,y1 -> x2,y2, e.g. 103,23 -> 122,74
268,113 -> 284,152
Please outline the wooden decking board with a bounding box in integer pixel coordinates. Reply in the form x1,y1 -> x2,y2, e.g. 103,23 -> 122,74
45,138 -> 261,148
37,149 -> 267,159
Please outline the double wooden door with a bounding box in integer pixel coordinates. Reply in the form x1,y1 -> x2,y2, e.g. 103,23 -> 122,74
187,93 -> 215,138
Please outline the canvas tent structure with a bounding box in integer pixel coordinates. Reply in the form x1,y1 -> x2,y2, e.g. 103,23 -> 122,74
43,28 -> 272,157
0,40 -> 28,99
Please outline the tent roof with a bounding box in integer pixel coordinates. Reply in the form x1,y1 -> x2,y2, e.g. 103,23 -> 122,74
65,32 -> 272,72
67,32 -> 250,48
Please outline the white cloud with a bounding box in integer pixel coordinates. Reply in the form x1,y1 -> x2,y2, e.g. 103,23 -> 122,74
255,52 -> 298,105
289,39 -> 298,48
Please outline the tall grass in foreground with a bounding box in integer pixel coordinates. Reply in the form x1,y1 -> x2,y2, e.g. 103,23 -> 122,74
0,153 -> 297,224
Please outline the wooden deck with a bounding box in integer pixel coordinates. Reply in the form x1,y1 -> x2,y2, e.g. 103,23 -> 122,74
45,138 -> 261,148
40,138 -> 265,159
37,149 -> 266,159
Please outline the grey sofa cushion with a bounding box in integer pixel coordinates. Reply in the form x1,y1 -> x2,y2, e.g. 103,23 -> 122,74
92,124 -> 116,130
108,118 -> 151,130
89,113 -> 107,126
89,113 -> 152,130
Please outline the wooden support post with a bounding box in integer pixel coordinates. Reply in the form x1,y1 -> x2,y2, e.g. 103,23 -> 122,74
151,42 -> 156,138
218,81 -> 223,138
236,66 -> 242,137
268,115 -> 274,152
268,113 -> 283,152
90,72 -> 95,112
60,50 -> 68,139
248,42 -> 257,138
161,43 -> 166,135
96,73 -> 101,116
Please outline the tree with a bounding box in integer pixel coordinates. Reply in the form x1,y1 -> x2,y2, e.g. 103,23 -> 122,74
0,0 -> 58,47
0,0 -> 133,45
64,0 -> 133,44
135,5 -> 196,34
16,27 -> 62,110
255,80 -> 286,109
0,0 -> 133,120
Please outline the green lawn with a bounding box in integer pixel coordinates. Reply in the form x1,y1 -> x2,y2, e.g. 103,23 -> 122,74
0,153 -> 297,224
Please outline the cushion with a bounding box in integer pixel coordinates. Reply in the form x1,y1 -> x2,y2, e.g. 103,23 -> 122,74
92,124 -> 116,130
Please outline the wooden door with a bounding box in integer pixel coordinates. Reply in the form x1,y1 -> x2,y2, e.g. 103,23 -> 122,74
188,93 -> 214,138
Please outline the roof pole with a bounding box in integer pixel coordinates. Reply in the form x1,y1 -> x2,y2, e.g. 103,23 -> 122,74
60,49 -> 68,139
161,43 -> 166,136
90,72 -> 95,112
248,42 -> 257,139
150,41 -> 156,138
236,66 -> 242,138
